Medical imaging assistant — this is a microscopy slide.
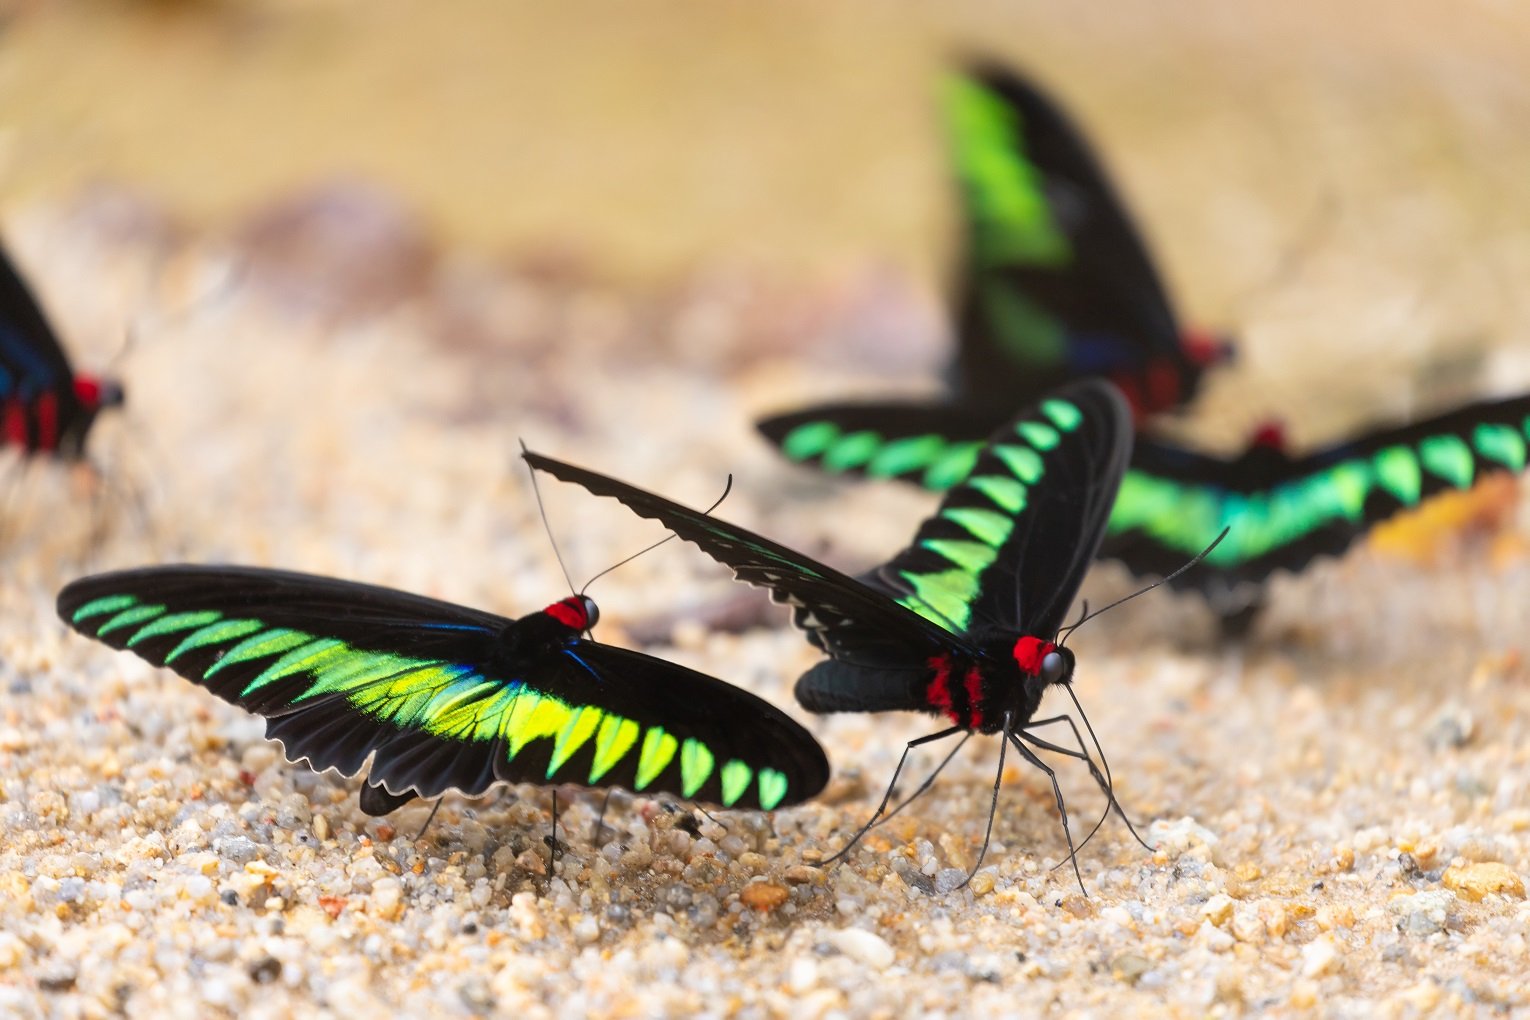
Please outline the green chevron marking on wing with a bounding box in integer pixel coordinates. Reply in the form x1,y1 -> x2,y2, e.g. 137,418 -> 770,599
866,435 -> 949,478
1371,446 -> 1422,505
922,442 -> 984,491
1418,435 -> 1475,489
942,73 -> 1071,268
1473,423 -> 1526,471
67,593 -> 782,809
781,421 -> 842,461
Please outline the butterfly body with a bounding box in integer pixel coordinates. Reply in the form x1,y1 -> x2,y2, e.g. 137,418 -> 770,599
58,567 -> 828,816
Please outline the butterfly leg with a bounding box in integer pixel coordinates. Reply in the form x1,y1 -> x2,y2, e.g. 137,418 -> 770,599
1006,729 -> 1085,896
819,724 -> 965,868
413,799 -> 444,841
589,788 -> 616,845
867,731 -> 971,830
1024,715 -> 1151,851
960,712 -> 1012,889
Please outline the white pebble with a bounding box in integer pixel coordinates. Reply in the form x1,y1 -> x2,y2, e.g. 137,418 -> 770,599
824,928 -> 895,969
1302,936 -> 1339,977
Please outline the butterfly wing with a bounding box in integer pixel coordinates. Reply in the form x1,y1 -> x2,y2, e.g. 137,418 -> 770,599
522,451 -> 961,666
756,401 -> 995,492
866,379 -> 1134,639
945,62 -> 1196,415
1104,394 -> 1530,590
57,566 -> 827,813
0,243 -> 77,400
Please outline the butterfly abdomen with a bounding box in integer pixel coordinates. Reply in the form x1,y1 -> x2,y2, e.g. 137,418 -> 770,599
794,659 -> 928,716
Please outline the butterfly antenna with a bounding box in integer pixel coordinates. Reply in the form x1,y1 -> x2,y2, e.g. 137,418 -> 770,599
577,474 -> 733,595
520,439 -> 579,599
1058,526 -> 1230,642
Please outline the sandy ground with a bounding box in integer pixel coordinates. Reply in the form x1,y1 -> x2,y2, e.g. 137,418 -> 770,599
2,3 -> 1530,1017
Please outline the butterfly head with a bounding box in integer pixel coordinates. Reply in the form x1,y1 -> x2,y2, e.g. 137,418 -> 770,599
1013,634 -> 1074,694
73,375 -> 126,413
545,595 -> 599,632
1179,327 -> 1235,369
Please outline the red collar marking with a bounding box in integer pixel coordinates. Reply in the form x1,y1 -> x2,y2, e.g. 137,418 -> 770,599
74,377 -> 102,409
544,597 -> 590,630
1013,636 -> 1057,676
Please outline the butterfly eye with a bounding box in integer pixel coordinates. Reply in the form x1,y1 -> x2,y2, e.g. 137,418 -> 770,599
1041,650 -> 1066,684
579,596 -> 599,630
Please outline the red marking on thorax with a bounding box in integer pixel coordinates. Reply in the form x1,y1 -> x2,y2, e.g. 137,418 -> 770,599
73,377 -> 102,409
544,597 -> 590,630
34,392 -> 58,451
1179,327 -> 1229,368
926,654 -> 956,722
2,400 -> 24,446
963,664 -> 985,731
1249,420 -> 1287,452
1145,360 -> 1180,413
1013,636 -> 1057,676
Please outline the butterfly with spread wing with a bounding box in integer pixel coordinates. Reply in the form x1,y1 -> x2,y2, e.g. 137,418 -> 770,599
0,241 -> 124,461
58,566 -> 829,821
758,58 -> 1230,473
531,380 -> 1160,886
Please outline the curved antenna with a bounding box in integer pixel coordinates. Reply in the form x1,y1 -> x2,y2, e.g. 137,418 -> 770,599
1057,599 -> 1088,649
578,474 -> 733,595
520,439 -> 579,600
1057,526 -> 1230,642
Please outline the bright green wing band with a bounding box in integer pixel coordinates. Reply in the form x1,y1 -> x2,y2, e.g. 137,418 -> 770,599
942,73 -> 1071,268
68,595 -> 779,807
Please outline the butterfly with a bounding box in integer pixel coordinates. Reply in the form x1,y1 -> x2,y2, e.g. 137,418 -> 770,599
765,395 -> 1530,633
1,241 -> 125,461
758,58 -> 1230,469
57,566 -> 829,818
529,379 -> 1149,885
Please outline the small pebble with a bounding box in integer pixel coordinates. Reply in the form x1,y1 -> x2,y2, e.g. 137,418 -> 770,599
1442,862 -> 1525,902
824,928 -> 895,969
739,882 -> 788,912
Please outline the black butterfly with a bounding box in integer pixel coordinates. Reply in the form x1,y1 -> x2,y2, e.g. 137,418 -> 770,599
530,379 -> 1148,885
1,241 -> 124,460
758,58 -> 1230,473
58,566 -> 829,819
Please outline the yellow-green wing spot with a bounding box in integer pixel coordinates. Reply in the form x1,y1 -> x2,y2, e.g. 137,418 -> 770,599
719,760 -> 753,808
72,594 -> 140,622
244,639 -> 349,695
942,74 -> 1071,267
967,474 -> 1027,514
867,435 -> 948,479
546,704 -> 603,775
588,716 -> 640,784
922,443 -> 983,491
941,506 -> 1015,546
757,768 -> 789,812
1040,399 -> 1083,432
979,285 -> 1067,366
125,610 -> 223,647
680,739 -> 715,799
822,431 -> 884,472
1016,420 -> 1061,451
97,604 -> 168,636
1419,435 -> 1475,489
1372,446 -> 1422,505
897,567 -> 979,633
207,628 -> 313,676
992,444 -> 1044,484
1473,423 -> 1527,471
634,727 -> 679,791
921,538 -> 999,576
782,421 -> 841,460
167,618 -> 265,662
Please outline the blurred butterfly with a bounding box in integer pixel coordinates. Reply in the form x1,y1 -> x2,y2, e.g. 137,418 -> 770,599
531,380 -> 1177,887
759,58 -> 1231,468
59,566 -> 829,820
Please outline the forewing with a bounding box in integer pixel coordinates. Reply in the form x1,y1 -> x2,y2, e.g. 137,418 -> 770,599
58,566 -> 828,812
944,62 -> 1186,409
1104,394 -> 1530,589
756,400 -> 996,492
870,379 -> 1133,638
523,451 -> 959,665
0,243 -> 77,400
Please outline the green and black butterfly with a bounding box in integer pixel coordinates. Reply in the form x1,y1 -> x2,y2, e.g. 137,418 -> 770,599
57,566 -> 829,818
758,57 -> 1230,461
768,396 -> 1530,633
530,380 -> 1154,885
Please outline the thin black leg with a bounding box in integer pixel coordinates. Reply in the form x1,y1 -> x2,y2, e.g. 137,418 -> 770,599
1007,729 -> 1086,896
958,711 -> 1012,889
819,725 -> 966,868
